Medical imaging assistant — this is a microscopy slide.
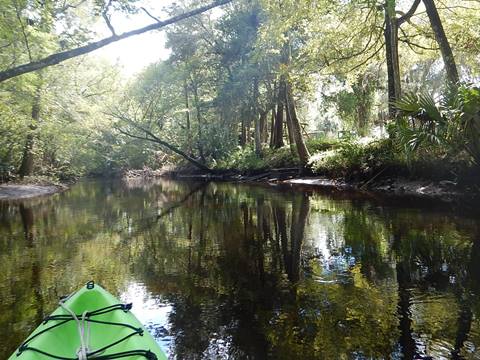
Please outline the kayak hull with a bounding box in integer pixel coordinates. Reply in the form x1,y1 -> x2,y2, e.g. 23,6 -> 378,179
9,282 -> 167,360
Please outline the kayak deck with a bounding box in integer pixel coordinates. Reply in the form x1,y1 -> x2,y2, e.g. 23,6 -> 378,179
10,282 -> 167,360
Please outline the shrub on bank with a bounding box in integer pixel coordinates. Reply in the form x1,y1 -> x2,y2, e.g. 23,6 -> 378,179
309,138 -> 477,183
309,139 -> 397,180
216,138 -> 340,173
216,146 -> 297,172
215,135 -> 475,183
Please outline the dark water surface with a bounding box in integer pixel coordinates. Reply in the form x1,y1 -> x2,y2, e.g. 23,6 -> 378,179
1,179 -> 479,359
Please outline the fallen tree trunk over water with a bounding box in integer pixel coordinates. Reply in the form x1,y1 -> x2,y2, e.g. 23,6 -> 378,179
116,126 -> 213,173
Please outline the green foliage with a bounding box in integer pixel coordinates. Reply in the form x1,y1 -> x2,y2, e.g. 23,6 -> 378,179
310,140 -> 397,179
0,56 -> 122,181
217,145 -> 297,172
217,138 -> 340,173
306,137 -> 339,153
322,73 -> 377,136
1,0 -> 480,182
391,84 -> 480,167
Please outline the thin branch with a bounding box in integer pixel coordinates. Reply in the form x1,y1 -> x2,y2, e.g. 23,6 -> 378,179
54,0 -> 88,15
13,0 -> 32,61
102,13 -> 116,36
326,27 -> 384,67
140,7 -> 162,23
399,27 -> 439,51
0,41 -> 12,50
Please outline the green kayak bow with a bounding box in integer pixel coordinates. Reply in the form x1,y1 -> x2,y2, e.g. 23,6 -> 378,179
9,281 -> 167,360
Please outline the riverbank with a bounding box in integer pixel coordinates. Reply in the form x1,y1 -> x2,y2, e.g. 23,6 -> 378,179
0,184 -> 65,200
0,178 -> 69,200
159,138 -> 479,203
282,177 -> 470,202
123,167 -> 478,203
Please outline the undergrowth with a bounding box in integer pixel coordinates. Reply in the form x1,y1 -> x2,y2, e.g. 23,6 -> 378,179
217,137 -> 477,183
216,138 -> 339,173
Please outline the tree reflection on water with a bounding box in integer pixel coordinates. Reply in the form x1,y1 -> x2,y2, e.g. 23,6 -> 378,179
0,179 -> 479,359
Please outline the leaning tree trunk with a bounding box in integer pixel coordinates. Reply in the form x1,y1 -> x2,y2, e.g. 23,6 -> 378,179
384,0 -> 401,118
19,86 -> 41,178
117,126 -> 213,173
423,0 -> 459,85
285,82 -> 310,169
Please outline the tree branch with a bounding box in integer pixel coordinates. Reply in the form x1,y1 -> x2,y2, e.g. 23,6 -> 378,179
0,0 -> 233,82
102,0 -> 117,37
140,7 -> 162,23
13,0 -> 33,61
398,0 -> 421,26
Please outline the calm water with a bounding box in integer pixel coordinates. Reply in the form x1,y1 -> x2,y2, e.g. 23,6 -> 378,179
1,179 -> 479,359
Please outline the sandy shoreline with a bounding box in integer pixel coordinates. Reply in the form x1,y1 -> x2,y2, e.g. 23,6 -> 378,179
0,184 -> 67,200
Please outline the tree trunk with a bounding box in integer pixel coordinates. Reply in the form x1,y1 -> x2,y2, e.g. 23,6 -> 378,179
183,78 -> 192,156
254,114 -> 262,155
384,0 -> 401,118
423,0 -> 459,85
269,107 -> 276,148
255,113 -> 266,156
259,111 -> 266,144
18,131 -> 35,178
259,109 -> 268,144
353,74 -> 371,136
19,86 -> 41,178
272,83 -> 285,149
253,78 -> 262,156
285,82 -> 310,168
285,98 -> 296,157
191,80 -> 205,162
240,113 -> 247,147
245,117 -> 251,146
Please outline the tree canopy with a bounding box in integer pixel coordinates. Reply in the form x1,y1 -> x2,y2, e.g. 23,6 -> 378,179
1,0 -> 479,181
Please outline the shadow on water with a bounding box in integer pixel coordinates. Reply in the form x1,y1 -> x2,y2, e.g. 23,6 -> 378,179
0,178 -> 480,359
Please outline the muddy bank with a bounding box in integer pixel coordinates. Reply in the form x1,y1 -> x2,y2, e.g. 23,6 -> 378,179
282,177 -> 475,202
0,184 -> 67,200
166,172 -> 477,203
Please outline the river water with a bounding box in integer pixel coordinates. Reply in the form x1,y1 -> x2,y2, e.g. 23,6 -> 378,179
0,179 -> 479,359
